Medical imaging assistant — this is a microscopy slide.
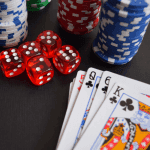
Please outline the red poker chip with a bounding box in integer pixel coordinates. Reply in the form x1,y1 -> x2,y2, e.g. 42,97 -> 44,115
58,4 -> 101,20
59,1 -> 101,14
58,6 -> 100,25
58,14 -> 99,35
59,0 -> 101,10
58,8 -> 99,27
58,10 -> 99,28
58,0 -> 101,34
58,0 -> 101,20
59,1 -> 101,17
60,0 -> 101,11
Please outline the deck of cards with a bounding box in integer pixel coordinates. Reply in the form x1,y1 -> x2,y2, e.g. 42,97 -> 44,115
56,68 -> 150,150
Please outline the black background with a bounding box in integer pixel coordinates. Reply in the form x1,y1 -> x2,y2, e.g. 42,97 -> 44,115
1,1 -> 150,150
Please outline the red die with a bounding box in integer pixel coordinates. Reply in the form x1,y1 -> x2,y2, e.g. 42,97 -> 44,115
36,30 -> 62,58
18,41 -> 42,65
26,56 -> 54,86
0,48 -> 25,78
53,45 -> 81,74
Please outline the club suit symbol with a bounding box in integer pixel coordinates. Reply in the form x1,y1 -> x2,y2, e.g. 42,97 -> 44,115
109,96 -> 117,104
120,98 -> 134,111
85,81 -> 93,88
102,86 -> 108,93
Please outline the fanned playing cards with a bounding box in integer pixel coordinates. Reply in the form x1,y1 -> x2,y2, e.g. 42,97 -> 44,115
56,68 -> 150,150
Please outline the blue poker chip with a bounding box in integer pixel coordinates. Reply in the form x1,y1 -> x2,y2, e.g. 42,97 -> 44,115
93,39 -> 136,65
92,0 -> 150,65
108,0 -> 150,15
103,1 -> 149,17
93,32 -> 139,58
108,0 -> 150,10
97,25 -> 145,46
100,4 -> 150,27
96,27 -> 144,50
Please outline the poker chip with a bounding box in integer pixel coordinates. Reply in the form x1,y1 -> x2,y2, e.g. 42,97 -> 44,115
0,0 -> 28,48
57,0 -> 102,35
27,0 -> 52,11
92,0 -> 150,65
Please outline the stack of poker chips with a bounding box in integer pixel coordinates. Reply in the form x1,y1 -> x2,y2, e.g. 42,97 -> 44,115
27,0 -> 51,11
57,0 -> 101,35
0,0 -> 28,48
93,0 -> 150,65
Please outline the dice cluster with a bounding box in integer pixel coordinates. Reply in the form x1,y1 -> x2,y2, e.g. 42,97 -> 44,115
0,30 -> 81,86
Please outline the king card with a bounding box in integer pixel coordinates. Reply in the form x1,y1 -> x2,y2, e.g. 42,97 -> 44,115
82,71 -> 150,136
57,68 -> 103,150
74,83 -> 150,150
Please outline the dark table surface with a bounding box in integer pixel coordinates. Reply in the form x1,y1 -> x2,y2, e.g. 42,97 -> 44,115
1,1 -> 150,150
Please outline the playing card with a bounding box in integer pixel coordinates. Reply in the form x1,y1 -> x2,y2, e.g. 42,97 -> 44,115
68,78 -> 76,103
81,71 -> 111,134
56,68 -> 103,150
68,82 -> 73,102
74,83 -> 150,150
71,78 -> 76,95
77,73 -> 103,140
82,71 -> 150,136
56,70 -> 86,149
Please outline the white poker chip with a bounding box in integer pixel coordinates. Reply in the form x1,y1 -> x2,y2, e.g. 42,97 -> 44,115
0,0 -> 28,48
